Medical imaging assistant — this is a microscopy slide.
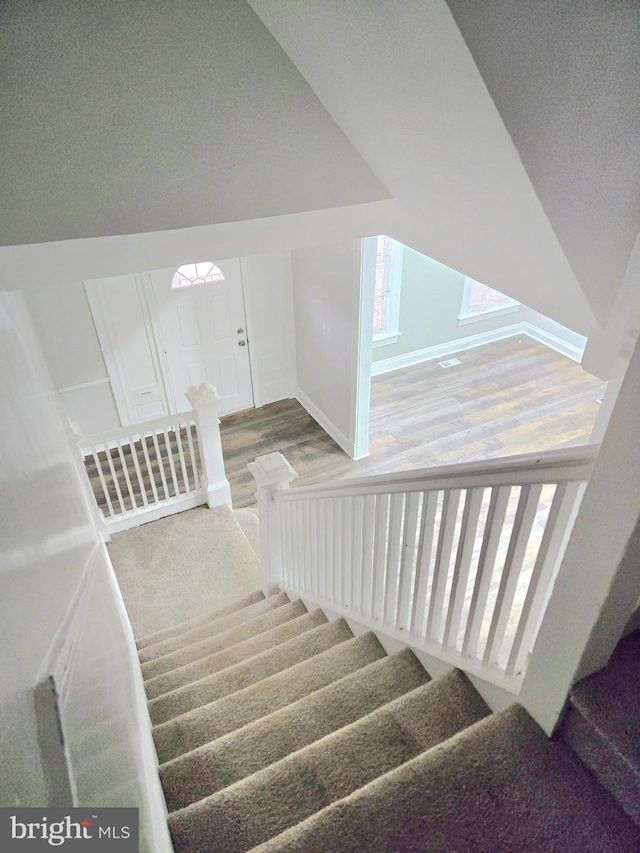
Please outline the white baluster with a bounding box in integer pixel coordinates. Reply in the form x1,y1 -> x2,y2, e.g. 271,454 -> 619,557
410,490 -> 438,636
396,491 -> 421,629
427,489 -> 462,643
444,487 -> 484,650
248,452 -> 298,595
483,484 -> 542,668
186,383 -> 232,508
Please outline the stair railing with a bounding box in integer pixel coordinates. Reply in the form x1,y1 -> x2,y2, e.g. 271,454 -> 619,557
251,445 -> 598,690
77,383 -> 231,533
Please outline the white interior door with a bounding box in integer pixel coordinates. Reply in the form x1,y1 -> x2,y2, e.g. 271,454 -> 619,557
148,259 -> 254,416
85,275 -> 170,425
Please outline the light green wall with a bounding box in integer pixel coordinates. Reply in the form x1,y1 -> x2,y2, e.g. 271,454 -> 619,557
372,246 -> 528,363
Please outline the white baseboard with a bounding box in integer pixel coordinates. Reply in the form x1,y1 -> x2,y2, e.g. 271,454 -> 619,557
521,321 -> 585,363
371,320 -> 586,377
296,387 -> 357,460
371,324 -> 525,376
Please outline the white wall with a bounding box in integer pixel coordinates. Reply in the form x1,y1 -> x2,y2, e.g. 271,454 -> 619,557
0,292 -> 170,851
248,0 -> 595,334
292,241 -> 363,458
447,0 -> 640,328
21,281 -> 120,433
0,0 -> 388,247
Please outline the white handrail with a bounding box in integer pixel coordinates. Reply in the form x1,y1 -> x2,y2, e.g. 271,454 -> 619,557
79,412 -> 196,451
272,446 -> 599,502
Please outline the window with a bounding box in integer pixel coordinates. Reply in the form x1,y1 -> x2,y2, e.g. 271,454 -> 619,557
373,235 -> 403,345
171,261 -> 225,289
459,278 -> 519,323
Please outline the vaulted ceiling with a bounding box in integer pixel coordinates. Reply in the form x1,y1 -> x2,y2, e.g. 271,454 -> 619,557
2,1 -> 638,334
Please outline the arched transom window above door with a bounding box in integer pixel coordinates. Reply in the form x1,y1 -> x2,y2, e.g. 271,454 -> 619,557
171,261 -> 225,289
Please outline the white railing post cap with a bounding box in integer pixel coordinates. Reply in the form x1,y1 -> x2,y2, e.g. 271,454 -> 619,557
185,382 -> 221,409
248,452 -> 298,488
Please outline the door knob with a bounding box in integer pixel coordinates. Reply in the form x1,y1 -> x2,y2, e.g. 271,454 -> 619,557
237,328 -> 244,334
238,339 -> 246,347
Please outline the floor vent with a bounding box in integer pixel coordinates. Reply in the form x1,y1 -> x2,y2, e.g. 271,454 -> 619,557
438,358 -> 461,368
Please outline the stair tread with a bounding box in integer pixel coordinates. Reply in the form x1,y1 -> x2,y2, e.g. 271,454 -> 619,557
569,630 -> 640,761
139,592 -> 290,664
167,670 -> 490,852
250,704 -> 640,853
153,630 -> 384,764
136,591 -> 265,650
141,595 -> 297,680
148,610 -> 333,725
145,607 -> 326,702
160,648 -> 430,811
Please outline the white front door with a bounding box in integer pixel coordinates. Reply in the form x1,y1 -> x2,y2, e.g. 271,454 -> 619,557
148,259 -> 254,416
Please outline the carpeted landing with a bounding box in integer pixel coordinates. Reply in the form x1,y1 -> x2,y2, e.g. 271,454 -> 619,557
138,593 -> 640,852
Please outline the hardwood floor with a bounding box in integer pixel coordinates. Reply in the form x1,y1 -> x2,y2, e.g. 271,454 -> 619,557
221,336 -> 606,507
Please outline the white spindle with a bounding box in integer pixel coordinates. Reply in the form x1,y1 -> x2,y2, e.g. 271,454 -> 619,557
462,486 -> 511,658
384,493 -> 405,625
115,439 -> 137,511
372,494 -> 391,619
161,427 -> 180,497
361,495 -> 376,615
105,444 -> 127,515
396,491 -> 420,629
303,500 -> 313,595
174,425 -> 191,494
410,490 -> 438,635
91,448 -> 115,518
483,484 -> 542,667
444,487 -> 484,650
427,489 -> 461,643
129,434 -> 149,509
151,432 -> 170,500
333,498 -> 344,606
351,495 -> 365,613
139,434 -> 160,504
294,501 -> 303,591
316,499 -> 326,601
342,497 -> 354,608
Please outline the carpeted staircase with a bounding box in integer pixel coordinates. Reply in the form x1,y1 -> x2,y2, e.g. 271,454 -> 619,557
137,592 -> 640,852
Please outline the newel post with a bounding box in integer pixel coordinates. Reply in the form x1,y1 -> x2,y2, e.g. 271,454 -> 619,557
186,383 -> 232,509
248,452 -> 298,595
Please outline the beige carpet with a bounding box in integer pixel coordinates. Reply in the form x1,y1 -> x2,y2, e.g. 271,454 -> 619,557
107,505 -> 259,637
138,592 -> 640,853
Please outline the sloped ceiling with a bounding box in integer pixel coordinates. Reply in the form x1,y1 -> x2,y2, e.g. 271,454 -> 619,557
445,0 -> 640,328
248,0 -> 596,333
0,0 -> 389,246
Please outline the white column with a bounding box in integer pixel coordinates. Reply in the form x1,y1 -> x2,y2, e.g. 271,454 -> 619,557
65,419 -> 111,543
248,452 -> 298,595
186,383 -> 232,509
